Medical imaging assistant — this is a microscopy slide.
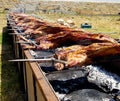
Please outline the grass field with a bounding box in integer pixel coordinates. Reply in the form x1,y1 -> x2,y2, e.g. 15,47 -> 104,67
37,13 -> 120,39
0,13 -> 24,101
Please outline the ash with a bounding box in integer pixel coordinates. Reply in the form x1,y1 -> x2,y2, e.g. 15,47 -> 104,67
51,65 -> 120,101
55,92 -> 66,100
84,65 -> 120,93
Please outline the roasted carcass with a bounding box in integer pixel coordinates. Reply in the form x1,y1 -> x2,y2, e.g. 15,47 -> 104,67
9,13 -> 120,71
10,13 -> 74,38
54,43 -> 120,70
36,31 -> 117,49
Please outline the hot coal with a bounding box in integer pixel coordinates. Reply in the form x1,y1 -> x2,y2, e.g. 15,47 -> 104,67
93,55 -> 120,76
29,49 -> 56,72
34,50 -> 54,58
62,89 -> 113,101
47,70 -> 95,92
46,68 -> 112,101
46,69 -> 88,93
115,93 -> 120,101
40,66 -> 57,73
39,61 -> 56,72
49,77 -> 88,94
84,65 -> 120,93
46,69 -> 87,81
45,65 -> 120,100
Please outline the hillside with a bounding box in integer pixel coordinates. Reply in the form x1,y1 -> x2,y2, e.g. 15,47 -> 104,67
0,0 -> 19,12
0,0 -> 120,15
37,1 -> 120,15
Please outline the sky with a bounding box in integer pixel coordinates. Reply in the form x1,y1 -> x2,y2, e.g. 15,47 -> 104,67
48,0 -> 120,3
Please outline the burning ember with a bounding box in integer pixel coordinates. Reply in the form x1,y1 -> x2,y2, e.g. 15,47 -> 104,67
46,65 -> 120,101
86,65 -> 120,93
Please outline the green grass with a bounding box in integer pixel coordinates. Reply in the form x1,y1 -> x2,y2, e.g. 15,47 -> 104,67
0,33 -> 2,44
0,13 -> 24,101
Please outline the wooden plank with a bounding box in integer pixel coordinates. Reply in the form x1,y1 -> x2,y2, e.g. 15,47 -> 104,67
22,50 -> 28,94
26,62 -> 35,101
24,50 -> 59,101
36,82 -> 46,101
23,62 -> 28,93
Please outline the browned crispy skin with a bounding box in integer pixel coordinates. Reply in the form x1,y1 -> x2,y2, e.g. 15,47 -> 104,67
36,31 -> 117,50
10,13 -> 120,71
11,13 -> 74,38
54,43 -> 120,70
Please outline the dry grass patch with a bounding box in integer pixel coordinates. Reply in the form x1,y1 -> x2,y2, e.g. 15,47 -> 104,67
37,13 -> 120,39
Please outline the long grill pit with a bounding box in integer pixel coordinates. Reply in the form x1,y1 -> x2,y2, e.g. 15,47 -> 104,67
31,49 -> 120,101
7,13 -> 120,101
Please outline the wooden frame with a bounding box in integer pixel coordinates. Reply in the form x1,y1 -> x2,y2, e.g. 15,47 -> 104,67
8,25 -> 59,101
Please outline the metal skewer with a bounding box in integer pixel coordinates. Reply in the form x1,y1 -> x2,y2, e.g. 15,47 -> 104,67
15,41 -> 32,44
8,26 -> 38,47
12,26 -> 39,47
8,28 -> 17,30
8,58 -> 67,65
52,58 -> 67,64
9,33 -> 25,35
18,35 -> 38,47
9,58 -> 52,62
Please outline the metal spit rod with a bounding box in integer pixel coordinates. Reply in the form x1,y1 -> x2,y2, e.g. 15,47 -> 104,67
18,35 -> 38,47
15,41 -> 32,44
9,33 -> 25,36
8,25 -> 38,47
8,58 -> 67,65
8,33 -> 37,46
